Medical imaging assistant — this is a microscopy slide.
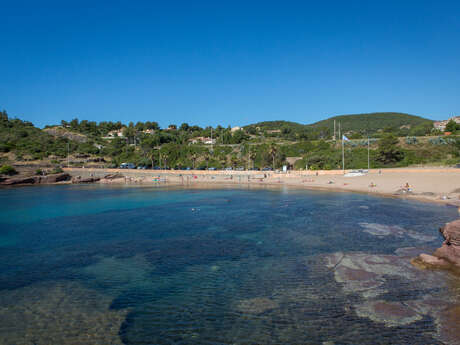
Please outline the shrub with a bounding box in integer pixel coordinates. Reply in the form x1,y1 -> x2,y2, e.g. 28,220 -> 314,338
0,165 -> 17,175
50,167 -> 63,174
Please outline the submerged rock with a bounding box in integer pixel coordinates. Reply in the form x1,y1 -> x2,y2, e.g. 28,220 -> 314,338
359,223 -> 436,242
235,297 -> 279,314
0,281 -> 128,345
325,250 -> 457,343
359,222 -> 405,237
438,305 -> 460,345
355,300 -> 422,327
325,252 -> 416,298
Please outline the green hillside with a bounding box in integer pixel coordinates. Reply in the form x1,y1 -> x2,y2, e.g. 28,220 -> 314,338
310,112 -> 433,133
245,112 -> 434,138
244,120 -> 307,131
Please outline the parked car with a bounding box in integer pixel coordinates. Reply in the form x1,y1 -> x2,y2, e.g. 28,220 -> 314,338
208,167 -> 217,171
120,163 -> 136,169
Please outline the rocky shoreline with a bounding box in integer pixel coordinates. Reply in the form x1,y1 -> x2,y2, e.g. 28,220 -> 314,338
0,172 -> 71,186
413,219 -> 460,272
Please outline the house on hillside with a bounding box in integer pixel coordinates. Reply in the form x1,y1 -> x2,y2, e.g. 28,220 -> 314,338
105,129 -> 125,138
434,120 -> 448,131
189,137 -> 216,145
143,129 -> 156,135
434,116 -> 460,131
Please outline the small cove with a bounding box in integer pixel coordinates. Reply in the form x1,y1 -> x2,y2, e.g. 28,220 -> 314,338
0,184 -> 459,344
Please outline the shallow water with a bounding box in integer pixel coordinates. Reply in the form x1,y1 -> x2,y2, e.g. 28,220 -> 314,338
0,185 -> 459,344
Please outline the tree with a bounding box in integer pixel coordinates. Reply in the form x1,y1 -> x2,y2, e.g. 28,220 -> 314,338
180,123 -> 190,132
123,126 -> 137,146
249,151 -> 256,169
269,143 -> 278,169
0,110 -> 8,122
191,153 -> 197,169
0,165 -> 17,175
445,119 -> 458,133
135,122 -> 145,131
230,155 -> 239,168
377,134 -> 404,164
69,118 -> 79,130
204,153 -> 210,169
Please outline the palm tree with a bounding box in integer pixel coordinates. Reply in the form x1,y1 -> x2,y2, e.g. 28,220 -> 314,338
204,153 -> 210,169
269,143 -> 277,170
150,150 -> 156,168
123,126 -> 137,146
191,153 -> 197,170
163,154 -> 168,169
249,151 -> 256,170
231,155 -> 238,169
220,157 -> 227,169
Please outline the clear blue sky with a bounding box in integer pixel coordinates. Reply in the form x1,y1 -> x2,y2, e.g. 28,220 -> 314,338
1,0 -> 459,128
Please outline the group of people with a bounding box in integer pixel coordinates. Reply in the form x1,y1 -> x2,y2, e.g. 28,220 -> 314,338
402,182 -> 412,192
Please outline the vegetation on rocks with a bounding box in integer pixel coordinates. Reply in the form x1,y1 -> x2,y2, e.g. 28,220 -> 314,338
0,165 -> 17,176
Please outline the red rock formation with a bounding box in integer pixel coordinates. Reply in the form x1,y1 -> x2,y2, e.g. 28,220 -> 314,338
0,173 -> 70,185
71,176 -> 100,183
0,176 -> 38,185
433,219 -> 460,266
414,219 -> 460,270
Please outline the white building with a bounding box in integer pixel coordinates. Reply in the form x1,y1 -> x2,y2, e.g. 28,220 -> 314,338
434,116 -> 460,131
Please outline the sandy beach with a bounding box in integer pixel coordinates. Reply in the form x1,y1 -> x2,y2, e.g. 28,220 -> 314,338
66,167 -> 460,206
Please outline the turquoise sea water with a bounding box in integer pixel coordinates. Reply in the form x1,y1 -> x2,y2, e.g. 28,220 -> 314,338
0,185 -> 459,344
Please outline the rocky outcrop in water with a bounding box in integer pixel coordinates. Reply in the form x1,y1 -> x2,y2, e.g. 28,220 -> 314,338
413,219 -> 460,270
0,173 -> 71,185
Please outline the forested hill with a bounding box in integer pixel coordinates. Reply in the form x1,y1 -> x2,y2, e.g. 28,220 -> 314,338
246,112 -> 434,137
310,112 -> 433,132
